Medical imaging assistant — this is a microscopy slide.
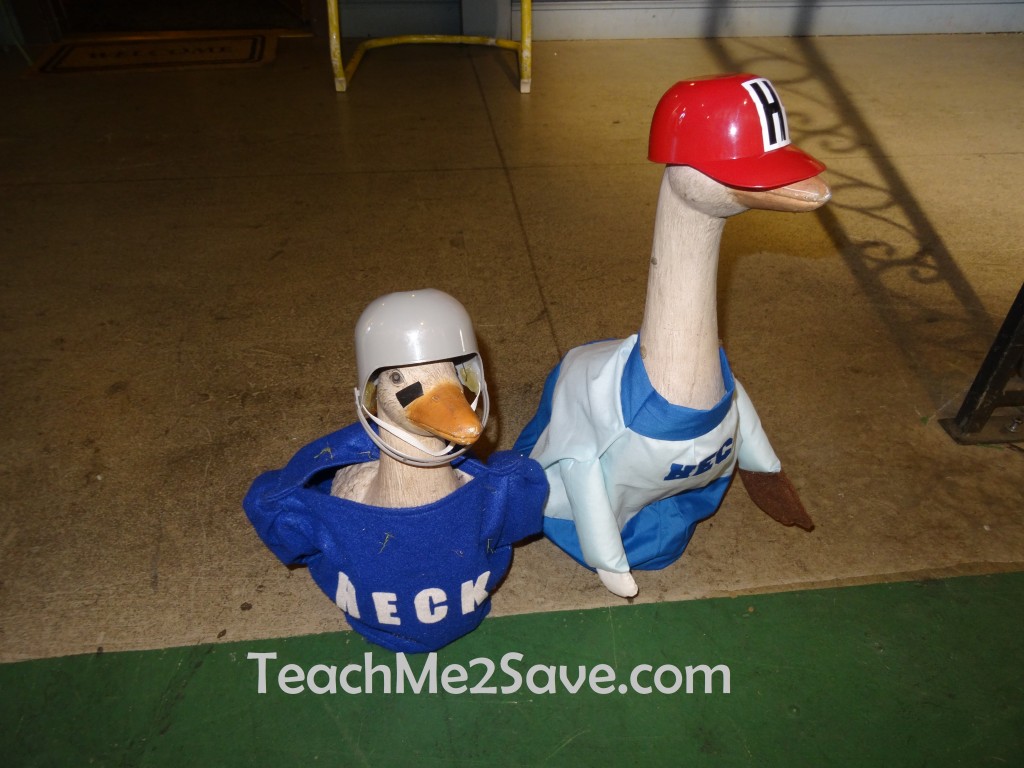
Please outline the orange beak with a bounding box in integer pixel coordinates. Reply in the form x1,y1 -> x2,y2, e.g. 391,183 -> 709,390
404,381 -> 483,446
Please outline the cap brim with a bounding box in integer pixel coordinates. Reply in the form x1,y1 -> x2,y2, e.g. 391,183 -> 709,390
693,145 -> 826,190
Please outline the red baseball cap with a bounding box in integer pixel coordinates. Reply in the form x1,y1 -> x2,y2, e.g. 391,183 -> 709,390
648,73 -> 826,190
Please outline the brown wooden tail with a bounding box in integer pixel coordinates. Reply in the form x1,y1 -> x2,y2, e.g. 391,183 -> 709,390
738,469 -> 816,532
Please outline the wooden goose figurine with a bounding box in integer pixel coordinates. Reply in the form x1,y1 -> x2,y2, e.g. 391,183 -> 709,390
330,358 -> 483,508
515,75 -> 830,598
244,290 -> 546,652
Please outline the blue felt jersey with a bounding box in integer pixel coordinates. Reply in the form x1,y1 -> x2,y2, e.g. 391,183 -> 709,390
514,335 -> 781,574
244,423 -> 547,653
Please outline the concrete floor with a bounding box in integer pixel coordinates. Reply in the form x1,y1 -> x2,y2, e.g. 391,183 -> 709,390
1,33 -> 1021,662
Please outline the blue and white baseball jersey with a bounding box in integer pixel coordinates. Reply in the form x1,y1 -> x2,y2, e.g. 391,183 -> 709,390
244,423 -> 547,654
514,334 -> 780,574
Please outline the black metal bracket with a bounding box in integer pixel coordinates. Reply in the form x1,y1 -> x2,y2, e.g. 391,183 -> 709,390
941,282 -> 1024,444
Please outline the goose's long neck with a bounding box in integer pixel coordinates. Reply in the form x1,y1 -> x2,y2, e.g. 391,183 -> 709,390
367,428 -> 464,508
638,171 -> 727,410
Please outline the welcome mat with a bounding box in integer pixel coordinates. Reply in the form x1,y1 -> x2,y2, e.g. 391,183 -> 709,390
36,31 -> 278,74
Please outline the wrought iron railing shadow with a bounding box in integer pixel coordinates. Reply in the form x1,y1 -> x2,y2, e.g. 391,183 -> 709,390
701,5 -> 1014,430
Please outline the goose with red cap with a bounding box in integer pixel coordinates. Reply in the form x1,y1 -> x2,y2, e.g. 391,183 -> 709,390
244,290 -> 546,652
515,74 -> 830,598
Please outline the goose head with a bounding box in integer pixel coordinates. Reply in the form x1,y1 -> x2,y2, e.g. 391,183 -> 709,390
353,289 -> 490,467
650,73 -> 831,217
372,360 -> 483,447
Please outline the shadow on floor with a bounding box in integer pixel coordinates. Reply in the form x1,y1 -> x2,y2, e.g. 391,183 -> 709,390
703,3 -> 999,412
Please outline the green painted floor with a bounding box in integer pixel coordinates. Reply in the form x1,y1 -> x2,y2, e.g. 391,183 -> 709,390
3,572 -> 1022,766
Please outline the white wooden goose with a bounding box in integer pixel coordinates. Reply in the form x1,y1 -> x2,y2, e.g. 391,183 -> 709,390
331,358 -> 483,507
243,290 -> 546,653
514,74 -> 830,598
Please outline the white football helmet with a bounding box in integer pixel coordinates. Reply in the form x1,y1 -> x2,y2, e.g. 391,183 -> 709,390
353,289 -> 490,466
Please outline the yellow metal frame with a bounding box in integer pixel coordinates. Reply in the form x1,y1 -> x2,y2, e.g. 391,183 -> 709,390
327,0 -> 532,93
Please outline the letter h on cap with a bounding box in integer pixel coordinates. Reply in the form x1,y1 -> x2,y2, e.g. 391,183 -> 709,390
742,78 -> 790,151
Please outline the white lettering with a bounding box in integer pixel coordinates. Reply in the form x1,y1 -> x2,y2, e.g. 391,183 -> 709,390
339,662 -> 362,694
414,587 -> 448,624
372,592 -> 401,625
333,570 -> 499,627
461,571 -> 490,614
441,663 -> 469,694
244,650 -> 730,697
589,664 -> 616,695
364,651 -> 393,694
630,663 -> 653,695
307,664 -> 337,695
655,664 -> 683,694
468,658 -> 497,694
687,664 -> 731,694
278,663 -> 305,694
500,651 -> 524,694
247,651 -> 277,694
396,653 -> 437,694
335,571 -> 360,618
526,664 -> 557,694
558,665 -> 587,694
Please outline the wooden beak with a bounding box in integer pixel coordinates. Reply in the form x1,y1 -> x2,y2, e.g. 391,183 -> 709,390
732,175 -> 831,213
404,381 -> 483,445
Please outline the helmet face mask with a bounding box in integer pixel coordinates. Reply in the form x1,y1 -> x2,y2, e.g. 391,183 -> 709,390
352,290 -> 489,467
363,352 -> 483,412
648,73 -> 826,190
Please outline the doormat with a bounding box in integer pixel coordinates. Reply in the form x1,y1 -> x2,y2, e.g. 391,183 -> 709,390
36,31 -> 278,74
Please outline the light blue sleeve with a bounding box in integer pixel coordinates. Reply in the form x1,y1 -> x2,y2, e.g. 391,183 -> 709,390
559,458 -> 631,573
734,380 -> 782,473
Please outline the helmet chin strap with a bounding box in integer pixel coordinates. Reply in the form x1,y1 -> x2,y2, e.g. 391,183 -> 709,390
353,387 -> 488,468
